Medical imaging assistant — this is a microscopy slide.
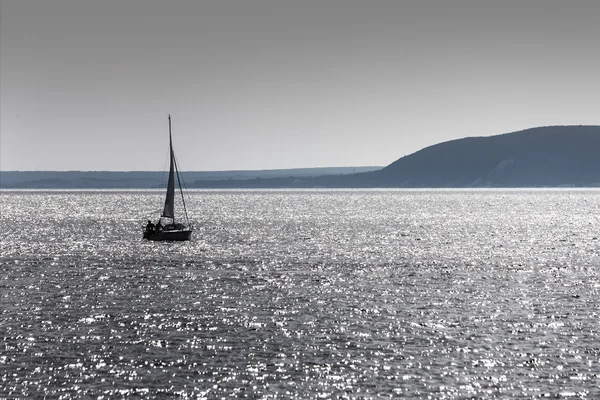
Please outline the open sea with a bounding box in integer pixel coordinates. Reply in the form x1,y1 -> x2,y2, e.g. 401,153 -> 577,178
1,189 -> 599,399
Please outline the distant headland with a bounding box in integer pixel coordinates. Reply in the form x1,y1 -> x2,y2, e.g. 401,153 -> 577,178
2,126 -> 599,188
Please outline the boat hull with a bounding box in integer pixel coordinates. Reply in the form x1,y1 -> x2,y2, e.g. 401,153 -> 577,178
143,229 -> 192,241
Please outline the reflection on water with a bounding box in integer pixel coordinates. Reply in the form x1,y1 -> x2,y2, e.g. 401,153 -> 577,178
1,189 -> 599,398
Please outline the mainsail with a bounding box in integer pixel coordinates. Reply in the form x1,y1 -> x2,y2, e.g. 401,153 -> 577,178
162,115 -> 176,220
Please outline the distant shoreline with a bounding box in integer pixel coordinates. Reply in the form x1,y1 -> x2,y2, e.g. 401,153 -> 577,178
3,125 -> 599,189
0,167 -> 382,189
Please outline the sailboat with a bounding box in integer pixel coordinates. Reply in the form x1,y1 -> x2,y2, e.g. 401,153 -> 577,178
143,115 -> 193,241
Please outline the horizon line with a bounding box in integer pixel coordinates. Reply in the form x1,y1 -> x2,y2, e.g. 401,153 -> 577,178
0,165 -> 385,173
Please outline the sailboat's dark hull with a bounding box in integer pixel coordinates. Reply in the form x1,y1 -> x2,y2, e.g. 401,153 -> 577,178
143,229 -> 192,241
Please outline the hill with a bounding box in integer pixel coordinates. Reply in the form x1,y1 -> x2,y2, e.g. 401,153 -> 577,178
370,125 -> 600,187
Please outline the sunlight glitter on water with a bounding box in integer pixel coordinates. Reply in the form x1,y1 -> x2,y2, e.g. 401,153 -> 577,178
1,189 -> 599,398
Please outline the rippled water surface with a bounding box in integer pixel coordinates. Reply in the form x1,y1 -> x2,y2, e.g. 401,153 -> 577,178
1,189 -> 599,398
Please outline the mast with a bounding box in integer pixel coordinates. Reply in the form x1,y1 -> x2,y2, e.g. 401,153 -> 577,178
162,115 -> 176,221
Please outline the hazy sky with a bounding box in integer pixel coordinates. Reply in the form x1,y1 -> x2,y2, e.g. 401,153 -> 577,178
1,0 -> 599,171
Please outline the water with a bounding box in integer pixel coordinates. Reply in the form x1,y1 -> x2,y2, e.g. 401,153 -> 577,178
1,189 -> 599,398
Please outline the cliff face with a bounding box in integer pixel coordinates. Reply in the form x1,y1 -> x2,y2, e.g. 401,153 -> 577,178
370,126 -> 600,187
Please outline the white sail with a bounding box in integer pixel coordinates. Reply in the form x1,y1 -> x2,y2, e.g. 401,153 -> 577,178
162,116 -> 175,219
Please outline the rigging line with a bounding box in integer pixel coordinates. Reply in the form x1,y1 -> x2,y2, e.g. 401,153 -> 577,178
174,157 -> 190,226
180,167 -> 192,225
174,154 -> 192,226
173,153 -> 190,225
177,157 -> 190,192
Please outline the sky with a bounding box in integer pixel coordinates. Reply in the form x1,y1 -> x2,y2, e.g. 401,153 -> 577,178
1,0 -> 599,171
